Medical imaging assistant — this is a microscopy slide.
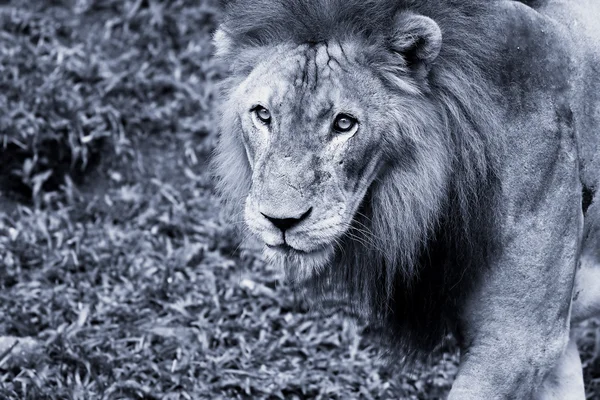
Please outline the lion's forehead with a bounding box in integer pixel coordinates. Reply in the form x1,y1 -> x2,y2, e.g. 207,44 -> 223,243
260,42 -> 361,121
289,41 -> 349,85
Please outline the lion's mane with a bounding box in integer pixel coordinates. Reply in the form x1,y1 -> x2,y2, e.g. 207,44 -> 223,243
214,0 -> 506,358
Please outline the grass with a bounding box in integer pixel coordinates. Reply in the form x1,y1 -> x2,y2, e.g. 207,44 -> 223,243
0,1 -> 598,399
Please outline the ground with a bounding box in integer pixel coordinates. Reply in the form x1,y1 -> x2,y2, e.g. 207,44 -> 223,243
0,1 -> 598,399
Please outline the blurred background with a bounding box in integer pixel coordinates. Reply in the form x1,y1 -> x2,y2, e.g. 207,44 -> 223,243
0,1 -> 598,399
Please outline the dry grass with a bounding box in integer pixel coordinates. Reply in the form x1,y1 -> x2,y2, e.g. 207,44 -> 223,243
0,1 -> 598,399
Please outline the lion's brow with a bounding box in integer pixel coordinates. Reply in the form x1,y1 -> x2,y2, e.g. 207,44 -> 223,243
316,103 -> 335,120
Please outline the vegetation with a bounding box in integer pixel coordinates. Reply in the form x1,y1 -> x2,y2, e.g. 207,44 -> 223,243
0,1 -> 598,398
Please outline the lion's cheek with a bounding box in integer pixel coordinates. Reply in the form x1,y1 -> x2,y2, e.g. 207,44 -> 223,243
337,148 -> 384,215
240,125 -> 270,169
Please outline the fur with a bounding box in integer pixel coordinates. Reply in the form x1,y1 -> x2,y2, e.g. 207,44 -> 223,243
213,0 -> 506,358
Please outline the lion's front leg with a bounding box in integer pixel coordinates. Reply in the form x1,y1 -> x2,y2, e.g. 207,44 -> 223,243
448,163 -> 583,398
451,335 -> 585,400
449,326 -> 571,400
448,227 -> 581,398
449,262 -> 578,400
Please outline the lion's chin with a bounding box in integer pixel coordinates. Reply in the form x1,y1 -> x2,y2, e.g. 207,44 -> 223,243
263,245 -> 334,284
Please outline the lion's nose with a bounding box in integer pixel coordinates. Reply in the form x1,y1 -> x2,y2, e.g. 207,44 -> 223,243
261,208 -> 312,232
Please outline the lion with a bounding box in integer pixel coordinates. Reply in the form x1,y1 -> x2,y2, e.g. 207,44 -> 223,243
211,0 -> 600,398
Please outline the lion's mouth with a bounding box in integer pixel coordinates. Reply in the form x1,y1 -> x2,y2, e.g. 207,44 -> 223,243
266,243 -> 314,255
265,241 -> 333,260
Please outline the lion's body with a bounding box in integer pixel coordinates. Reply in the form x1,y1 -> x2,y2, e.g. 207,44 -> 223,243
213,1 -> 600,398
519,1 -> 600,323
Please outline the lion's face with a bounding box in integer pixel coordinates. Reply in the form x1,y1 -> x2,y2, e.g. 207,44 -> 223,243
231,43 -> 392,279
215,12 -> 450,282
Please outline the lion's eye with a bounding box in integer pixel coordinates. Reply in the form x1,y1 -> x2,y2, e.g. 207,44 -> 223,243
253,106 -> 271,124
333,114 -> 357,133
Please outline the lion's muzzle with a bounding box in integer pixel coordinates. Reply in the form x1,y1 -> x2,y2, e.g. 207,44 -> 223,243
246,199 -> 315,250
260,207 -> 312,234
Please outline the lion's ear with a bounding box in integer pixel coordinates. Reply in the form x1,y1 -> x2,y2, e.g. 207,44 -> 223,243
389,12 -> 442,78
213,27 -> 234,59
